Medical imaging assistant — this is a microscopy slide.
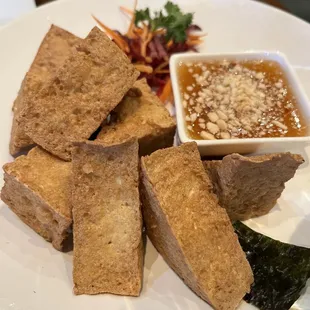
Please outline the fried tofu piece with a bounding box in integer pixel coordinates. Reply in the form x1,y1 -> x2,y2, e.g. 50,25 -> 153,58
204,153 -> 304,221
140,142 -> 253,310
20,27 -> 139,161
10,25 -> 82,155
1,147 -> 72,251
97,79 -> 176,156
72,140 -> 143,296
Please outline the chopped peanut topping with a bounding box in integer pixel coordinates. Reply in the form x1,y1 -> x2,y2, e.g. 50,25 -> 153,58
178,60 -> 307,140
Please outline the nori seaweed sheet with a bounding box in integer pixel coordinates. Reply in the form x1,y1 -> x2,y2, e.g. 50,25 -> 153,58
234,222 -> 310,310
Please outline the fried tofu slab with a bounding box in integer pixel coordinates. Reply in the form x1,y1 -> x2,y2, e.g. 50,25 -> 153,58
10,25 -> 82,155
1,147 -> 72,251
204,153 -> 304,221
97,78 -> 176,156
72,140 -> 143,296
20,27 -> 139,160
140,142 -> 253,310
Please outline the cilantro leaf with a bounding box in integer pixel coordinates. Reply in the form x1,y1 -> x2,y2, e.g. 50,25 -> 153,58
150,11 -> 166,31
134,1 -> 194,43
135,8 -> 151,26
165,12 -> 193,43
164,2 -> 193,42
164,1 -> 181,15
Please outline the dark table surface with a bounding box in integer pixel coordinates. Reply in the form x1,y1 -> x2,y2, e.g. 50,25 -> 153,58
256,0 -> 310,22
35,0 -> 310,23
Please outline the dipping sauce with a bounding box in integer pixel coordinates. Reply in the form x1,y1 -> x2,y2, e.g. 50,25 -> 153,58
178,60 -> 307,140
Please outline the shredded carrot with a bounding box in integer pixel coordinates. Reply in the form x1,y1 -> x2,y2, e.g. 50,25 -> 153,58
120,6 -> 134,16
154,61 -> 169,72
134,64 -> 153,74
168,89 -> 174,104
154,28 -> 166,35
159,78 -> 172,103
142,23 -> 149,39
92,15 -> 130,52
166,39 -> 173,48
186,39 -> 204,46
188,33 -> 207,40
145,56 -> 152,63
126,0 -> 138,38
140,25 -> 149,58
141,32 -> 153,59
133,28 -> 143,35
155,70 -> 170,74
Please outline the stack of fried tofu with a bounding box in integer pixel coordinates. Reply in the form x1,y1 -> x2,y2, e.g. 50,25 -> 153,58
3,25 -> 175,297
1,24 -> 304,309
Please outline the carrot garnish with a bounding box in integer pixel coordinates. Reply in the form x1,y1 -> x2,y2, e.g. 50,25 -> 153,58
120,6 -> 134,16
155,70 -> 170,74
126,0 -> 138,38
141,33 -> 153,58
186,39 -> 204,46
166,39 -> 173,48
159,78 -> 172,103
188,33 -> 207,40
154,28 -> 166,35
134,64 -> 153,74
154,61 -> 169,73
92,15 -> 130,52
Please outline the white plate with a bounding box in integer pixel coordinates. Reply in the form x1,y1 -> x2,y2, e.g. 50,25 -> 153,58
0,0 -> 310,309
0,0 -> 35,26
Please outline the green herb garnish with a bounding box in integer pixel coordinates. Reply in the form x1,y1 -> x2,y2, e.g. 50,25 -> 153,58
135,1 -> 193,43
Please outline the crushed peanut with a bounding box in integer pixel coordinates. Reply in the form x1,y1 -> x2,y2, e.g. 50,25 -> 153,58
178,59 -> 306,140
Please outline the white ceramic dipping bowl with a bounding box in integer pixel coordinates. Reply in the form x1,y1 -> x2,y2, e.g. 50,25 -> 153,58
170,51 -> 310,156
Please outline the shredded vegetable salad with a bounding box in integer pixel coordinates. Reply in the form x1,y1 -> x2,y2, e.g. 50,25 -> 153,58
93,1 -> 206,103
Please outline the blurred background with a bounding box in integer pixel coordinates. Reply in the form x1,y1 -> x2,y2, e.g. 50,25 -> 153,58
256,0 -> 310,22
36,0 -> 310,23
0,0 -> 309,26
